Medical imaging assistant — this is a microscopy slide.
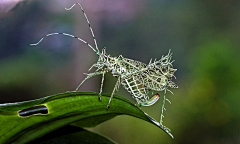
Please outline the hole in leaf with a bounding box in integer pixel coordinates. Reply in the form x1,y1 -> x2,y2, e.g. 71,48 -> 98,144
18,105 -> 48,117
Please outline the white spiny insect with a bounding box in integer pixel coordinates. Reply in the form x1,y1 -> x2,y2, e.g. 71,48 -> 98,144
30,3 -> 178,125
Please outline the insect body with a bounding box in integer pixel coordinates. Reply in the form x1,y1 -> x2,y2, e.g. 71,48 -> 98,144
31,3 -> 178,124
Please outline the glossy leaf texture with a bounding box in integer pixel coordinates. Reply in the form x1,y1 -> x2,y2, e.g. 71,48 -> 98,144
0,92 -> 173,144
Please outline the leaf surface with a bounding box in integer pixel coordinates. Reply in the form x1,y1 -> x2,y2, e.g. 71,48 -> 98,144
0,92 -> 173,144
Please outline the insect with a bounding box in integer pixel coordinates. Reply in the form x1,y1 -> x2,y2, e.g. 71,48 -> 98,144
31,3 -> 178,124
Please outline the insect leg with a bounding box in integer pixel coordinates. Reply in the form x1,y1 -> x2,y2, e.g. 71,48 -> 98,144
106,76 -> 121,109
160,60 -> 171,124
99,72 -> 105,101
75,71 -> 105,91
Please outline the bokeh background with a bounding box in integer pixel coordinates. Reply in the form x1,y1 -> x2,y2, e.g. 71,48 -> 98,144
0,0 -> 240,143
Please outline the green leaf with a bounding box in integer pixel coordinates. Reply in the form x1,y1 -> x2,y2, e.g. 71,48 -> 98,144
0,92 -> 173,144
30,125 -> 116,144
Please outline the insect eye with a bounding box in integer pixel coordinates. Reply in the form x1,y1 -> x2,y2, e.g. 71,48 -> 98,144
162,67 -> 166,72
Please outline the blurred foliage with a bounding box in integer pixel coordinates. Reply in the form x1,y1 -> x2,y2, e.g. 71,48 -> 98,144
170,35 -> 240,143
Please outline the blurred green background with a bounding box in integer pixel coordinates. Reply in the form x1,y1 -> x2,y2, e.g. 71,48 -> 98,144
0,0 -> 239,143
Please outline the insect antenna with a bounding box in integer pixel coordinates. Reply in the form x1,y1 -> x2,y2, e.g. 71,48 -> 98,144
30,3 -> 100,55
30,33 -> 98,54
65,3 -> 100,54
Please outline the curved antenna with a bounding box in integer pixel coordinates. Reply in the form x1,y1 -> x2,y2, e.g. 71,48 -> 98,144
65,3 -> 100,54
30,32 -> 98,54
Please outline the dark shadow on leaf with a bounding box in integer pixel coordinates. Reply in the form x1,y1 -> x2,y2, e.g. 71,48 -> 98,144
30,125 -> 116,144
